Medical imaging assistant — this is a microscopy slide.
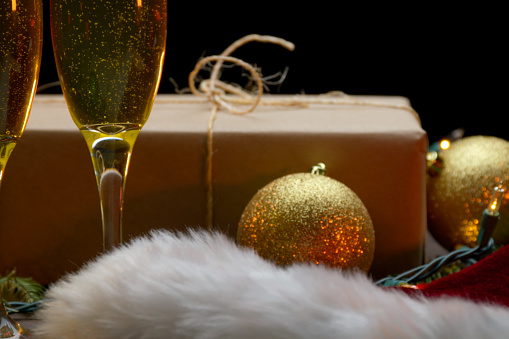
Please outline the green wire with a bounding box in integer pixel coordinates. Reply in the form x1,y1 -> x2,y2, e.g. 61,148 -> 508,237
5,300 -> 48,314
375,239 -> 495,286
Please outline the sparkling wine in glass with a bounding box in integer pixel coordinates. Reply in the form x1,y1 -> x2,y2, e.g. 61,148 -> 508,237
50,0 -> 167,251
0,0 -> 43,336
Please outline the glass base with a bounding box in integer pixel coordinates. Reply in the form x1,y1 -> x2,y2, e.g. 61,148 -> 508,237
0,303 -> 26,339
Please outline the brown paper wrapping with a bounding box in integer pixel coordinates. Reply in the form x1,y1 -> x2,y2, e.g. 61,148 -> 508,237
0,94 -> 428,284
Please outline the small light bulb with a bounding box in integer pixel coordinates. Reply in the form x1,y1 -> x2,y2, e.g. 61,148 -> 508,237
477,184 -> 505,247
439,139 -> 451,150
488,185 -> 505,215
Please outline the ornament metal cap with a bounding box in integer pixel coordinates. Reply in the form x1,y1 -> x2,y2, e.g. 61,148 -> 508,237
310,163 -> 327,175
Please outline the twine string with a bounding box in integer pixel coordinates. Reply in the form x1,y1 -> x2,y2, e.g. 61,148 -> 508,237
188,34 -> 295,229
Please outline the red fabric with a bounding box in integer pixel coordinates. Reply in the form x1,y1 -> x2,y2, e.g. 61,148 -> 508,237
392,244 -> 509,307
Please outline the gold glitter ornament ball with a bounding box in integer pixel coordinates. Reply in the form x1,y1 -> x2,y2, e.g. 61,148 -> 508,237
237,170 -> 375,272
428,136 -> 509,250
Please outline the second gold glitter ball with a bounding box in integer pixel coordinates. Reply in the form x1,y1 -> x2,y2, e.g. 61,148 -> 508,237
427,135 -> 509,250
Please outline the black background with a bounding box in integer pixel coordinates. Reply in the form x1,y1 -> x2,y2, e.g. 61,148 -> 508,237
38,3 -> 507,144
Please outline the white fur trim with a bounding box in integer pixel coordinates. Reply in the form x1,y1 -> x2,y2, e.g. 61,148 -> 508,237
36,230 -> 509,338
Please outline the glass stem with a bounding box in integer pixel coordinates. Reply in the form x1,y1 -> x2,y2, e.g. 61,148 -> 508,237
99,168 -> 123,251
90,137 -> 132,252
0,139 -> 17,184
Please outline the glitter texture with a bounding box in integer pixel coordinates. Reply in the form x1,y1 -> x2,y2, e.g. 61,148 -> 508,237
237,173 -> 375,272
427,136 -> 509,250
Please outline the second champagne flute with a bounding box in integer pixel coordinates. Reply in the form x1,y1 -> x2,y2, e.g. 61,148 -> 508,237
50,0 -> 167,251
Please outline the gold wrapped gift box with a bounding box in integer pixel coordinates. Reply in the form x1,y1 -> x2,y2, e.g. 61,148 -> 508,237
0,94 -> 428,284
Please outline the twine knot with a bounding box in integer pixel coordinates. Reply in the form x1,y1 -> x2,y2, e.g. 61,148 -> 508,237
188,34 -> 295,115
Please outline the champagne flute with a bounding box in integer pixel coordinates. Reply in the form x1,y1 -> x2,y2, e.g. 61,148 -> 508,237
50,0 -> 167,251
1,0 -> 43,337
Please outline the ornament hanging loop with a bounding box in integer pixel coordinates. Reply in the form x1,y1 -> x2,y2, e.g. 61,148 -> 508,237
311,163 -> 327,175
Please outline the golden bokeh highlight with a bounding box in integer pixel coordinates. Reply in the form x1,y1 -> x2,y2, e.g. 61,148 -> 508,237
427,136 -> 509,250
440,139 -> 451,150
237,172 -> 375,272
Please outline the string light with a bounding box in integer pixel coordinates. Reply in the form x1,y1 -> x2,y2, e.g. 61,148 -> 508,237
6,300 -> 48,314
439,139 -> 451,150
428,128 -> 464,152
477,185 -> 504,247
426,129 -> 465,176
377,183 -> 502,287
488,185 -> 504,215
